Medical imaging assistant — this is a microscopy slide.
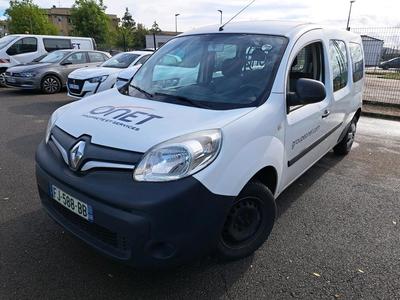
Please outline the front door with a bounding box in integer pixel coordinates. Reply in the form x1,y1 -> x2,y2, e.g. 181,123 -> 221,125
282,30 -> 333,188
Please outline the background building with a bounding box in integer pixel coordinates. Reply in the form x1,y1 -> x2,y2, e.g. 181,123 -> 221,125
145,31 -> 180,49
0,20 -> 8,37
361,35 -> 385,67
45,6 -> 119,36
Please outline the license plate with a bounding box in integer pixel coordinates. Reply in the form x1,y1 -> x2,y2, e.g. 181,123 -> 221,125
50,185 -> 93,222
69,83 -> 79,90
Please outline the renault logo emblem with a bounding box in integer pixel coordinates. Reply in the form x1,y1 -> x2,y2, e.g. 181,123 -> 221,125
70,141 -> 86,170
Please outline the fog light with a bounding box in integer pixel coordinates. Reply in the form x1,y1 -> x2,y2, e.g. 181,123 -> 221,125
147,241 -> 176,259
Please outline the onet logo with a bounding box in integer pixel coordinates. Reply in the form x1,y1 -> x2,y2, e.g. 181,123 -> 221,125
69,141 -> 86,169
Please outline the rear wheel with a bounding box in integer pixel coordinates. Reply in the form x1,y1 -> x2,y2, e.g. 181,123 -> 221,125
41,75 -> 61,94
0,71 -> 6,87
216,180 -> 276,261
334,119 -> 357,155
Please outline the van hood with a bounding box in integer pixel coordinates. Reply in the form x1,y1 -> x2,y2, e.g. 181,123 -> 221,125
55,89 -> 254,153
69,67 -> 121,79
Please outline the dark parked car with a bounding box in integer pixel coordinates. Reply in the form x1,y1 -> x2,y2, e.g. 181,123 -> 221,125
5,50 -> 110,94
379,57 -> 400,70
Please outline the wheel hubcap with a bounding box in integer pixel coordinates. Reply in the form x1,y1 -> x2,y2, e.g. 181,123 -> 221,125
346,123 -> 356,148
222,197 -> 262,247
43,78 -> 59,93
0,72 -> 6,86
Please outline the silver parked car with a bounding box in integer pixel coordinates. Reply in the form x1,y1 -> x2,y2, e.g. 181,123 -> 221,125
5,49 -> 110,94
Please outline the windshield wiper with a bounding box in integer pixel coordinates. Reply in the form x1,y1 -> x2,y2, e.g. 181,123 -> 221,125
130,85 -> 154,99
154,92 -> 210,109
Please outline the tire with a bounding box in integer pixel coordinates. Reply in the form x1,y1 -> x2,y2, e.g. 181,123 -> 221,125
216,180 -> 277,261
0,72 -> 6,87
41,75 -> 61,94
333,119 -> 357,155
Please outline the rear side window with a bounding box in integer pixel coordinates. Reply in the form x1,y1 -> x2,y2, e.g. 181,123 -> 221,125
6,37 -> 37,55
64,52 -> 87,64
349,42 -> 364,82
135,54 -> 151,65
43,38 -> 72,52
88,52 -> 107,63
329,40 -> 348,92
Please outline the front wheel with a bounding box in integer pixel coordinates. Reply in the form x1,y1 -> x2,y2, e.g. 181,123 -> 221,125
41,75 -> 61,94
216,180 -> 276,261
334,119 -> 357,155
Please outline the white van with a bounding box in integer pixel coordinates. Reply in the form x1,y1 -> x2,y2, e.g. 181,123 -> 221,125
0,34 -> 96,85
35,21 -> 364,268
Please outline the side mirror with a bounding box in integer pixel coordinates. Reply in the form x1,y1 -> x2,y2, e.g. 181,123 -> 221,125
60,61 -> 72,66
287,78 -> 326,106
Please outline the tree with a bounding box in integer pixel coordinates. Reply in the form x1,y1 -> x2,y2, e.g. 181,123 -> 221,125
150,21 -> 161,33
5,0 -> 58,35
115,8 -> 136,51
70,0 -> 110,45
132,23 -> 149,49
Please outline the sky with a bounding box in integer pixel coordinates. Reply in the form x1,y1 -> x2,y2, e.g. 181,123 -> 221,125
0,0 -> 399,31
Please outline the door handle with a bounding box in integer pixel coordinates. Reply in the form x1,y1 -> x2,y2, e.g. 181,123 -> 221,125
322,110 -> 330,118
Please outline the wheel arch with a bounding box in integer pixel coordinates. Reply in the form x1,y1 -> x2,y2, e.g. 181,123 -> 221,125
250,166 -> 278,196
41,72 -> 63,86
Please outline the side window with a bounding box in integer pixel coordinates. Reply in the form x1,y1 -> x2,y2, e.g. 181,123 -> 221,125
43,38 -> 72,52
349,43 -> 364,82
64,52 -> 87,64
6,37 -> 37,55
288,42 -> 324,93
88,52 -> 107,63
329,40 -> 348,91
135,54 -> 151,65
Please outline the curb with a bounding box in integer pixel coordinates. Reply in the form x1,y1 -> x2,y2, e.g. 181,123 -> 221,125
361,110 -> 400,122
363,100 -> 400,109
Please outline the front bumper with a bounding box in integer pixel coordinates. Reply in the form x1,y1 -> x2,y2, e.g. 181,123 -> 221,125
67,78 -> 114,98
35,140 -> 233,268
5,76 -> 40,89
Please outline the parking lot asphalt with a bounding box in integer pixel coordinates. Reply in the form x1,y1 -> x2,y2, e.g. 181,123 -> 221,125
1,88 -> 400,300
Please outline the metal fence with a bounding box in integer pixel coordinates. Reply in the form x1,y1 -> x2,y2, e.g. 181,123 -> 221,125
351,27 -> 400,106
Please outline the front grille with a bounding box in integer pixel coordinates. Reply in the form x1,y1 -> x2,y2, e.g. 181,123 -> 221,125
44,189 -> 129,252
67,78 -> 85,95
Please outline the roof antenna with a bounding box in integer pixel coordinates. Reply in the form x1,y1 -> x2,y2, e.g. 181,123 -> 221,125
219,0 -> 256,31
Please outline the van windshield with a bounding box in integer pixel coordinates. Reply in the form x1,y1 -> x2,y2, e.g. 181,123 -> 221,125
0,36 -> 18,50
128,34 -> 287,109
39,51 -> 70,63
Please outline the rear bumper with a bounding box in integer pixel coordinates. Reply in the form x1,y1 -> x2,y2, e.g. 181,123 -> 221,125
35,140 -> 233,268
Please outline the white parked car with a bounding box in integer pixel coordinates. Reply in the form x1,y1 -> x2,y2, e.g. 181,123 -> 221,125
67,51 -> 152,98
36,21 -> 364,268
0,34 -> 96,85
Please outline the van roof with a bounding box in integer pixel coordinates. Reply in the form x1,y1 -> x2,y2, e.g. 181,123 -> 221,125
6,34 -> 93,40
180,20 -> 360,40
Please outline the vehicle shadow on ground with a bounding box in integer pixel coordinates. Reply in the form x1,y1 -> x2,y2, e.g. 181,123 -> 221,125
0,153 -> 345,299
276,151 -> 345,218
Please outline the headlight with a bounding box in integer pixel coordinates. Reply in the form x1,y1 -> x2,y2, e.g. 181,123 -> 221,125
88,75 -> 108,83
45,104 -> 73,143
45,113 -> 58,144
20,72 -> 36,78
134,129 -> 222,182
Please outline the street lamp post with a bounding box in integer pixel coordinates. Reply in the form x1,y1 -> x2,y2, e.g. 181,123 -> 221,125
346,0 -> 356,31
217,10 -> 223,25
175,13 -> 180,33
